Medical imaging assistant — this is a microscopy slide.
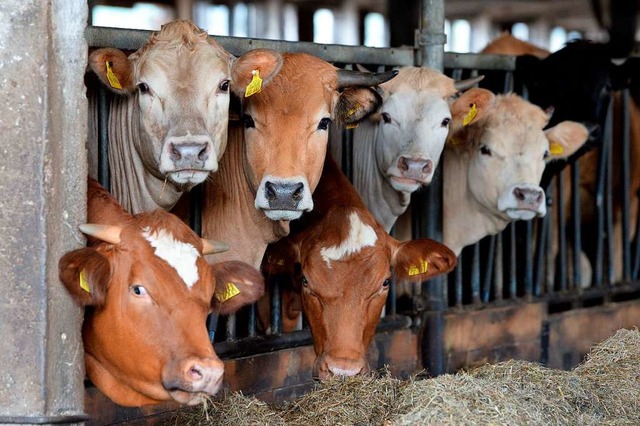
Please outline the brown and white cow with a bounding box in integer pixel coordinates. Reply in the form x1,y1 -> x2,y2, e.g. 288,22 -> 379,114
59,179 -> 264,406
443,88 -> 590,255
89,20 -> 239,213
261,154 -> 457,379
330,67 -> 482,232
200,50 -> 397,268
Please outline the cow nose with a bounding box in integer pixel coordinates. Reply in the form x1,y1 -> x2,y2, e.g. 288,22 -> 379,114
164,356 -> 224,395
513,186 -> 544,207
397,156 -> 433,180
317,356 -> 367,380
170,142 -> 210,163
265,181 -> 305,210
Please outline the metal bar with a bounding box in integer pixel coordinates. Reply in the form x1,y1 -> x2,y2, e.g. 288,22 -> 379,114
225,314 -> 237,340
97,85 -> 110,190
471,243 -> 481,304
482,236 -> 495,303
509,224 -> 517,298
545,185 -> 555,293
633,191 -> 640,279
248,304 -> 257,338
189,185 -> 203,236
621,90 -> 632,281
455,257 -> 463,307
524,221 -> 534,297
534,187 -> 551,296
270,277 -> 282,335
444,53 -> 516,71
557,173 -> 567,291
0,415 -> 90,424
571,162 -> 583,288
386,275 -> 397,316
605,108 -> 615,285
594,103 -> 612,287
342,128 -> 354,182
494,233 -> 504,301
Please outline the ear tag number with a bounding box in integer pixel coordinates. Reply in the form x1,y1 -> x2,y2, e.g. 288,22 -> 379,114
79,270 -> 91,293
408,260 -> 429,277
549,142 -> 564,155
244,70 -> 263,98
216,282 -> 241,302
462,103 -> 478,126
105,61 -> 123,90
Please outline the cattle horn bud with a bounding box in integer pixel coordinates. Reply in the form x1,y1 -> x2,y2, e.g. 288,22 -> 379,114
454,75 -> 485,91
336,69 -> 398,88
201,239 -> 230,255
79,224 -> 122,245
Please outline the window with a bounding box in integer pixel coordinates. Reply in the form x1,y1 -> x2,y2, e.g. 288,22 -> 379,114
364,12 -> 388,47
283,4 -> 299,41
92,3 -> 174,30
512,22 -> 529,41
450,19 -> 471,53
201,5 -> 230,36
549,27 -> 567,52
314,9 -> 334,44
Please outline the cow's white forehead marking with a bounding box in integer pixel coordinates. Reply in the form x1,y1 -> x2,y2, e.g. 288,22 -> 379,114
320,212 -> 377,266
142,227 -> 200,288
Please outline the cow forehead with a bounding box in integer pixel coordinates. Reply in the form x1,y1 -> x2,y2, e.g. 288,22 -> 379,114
142,226 -> 201,288
480,121 -> 548,156
317,211 -> 378,266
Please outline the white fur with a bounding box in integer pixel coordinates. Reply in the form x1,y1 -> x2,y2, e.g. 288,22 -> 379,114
142,227 -> 200,288
320,212 -> 377,265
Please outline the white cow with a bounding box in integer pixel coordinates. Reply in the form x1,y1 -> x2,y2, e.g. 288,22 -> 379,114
331,67 -> 480,232
443,88 -> 590,255
88,20 -> 253,214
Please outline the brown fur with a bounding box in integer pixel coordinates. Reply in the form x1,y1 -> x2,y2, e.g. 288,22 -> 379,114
481,33 -> 551,59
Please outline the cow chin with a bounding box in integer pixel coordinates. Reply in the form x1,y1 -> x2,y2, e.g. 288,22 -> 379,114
263,209 -> 304,221
504,208 -> 543,221
168,390 -> 211,406
167,170 -> 211,190
389,176 -> 426,193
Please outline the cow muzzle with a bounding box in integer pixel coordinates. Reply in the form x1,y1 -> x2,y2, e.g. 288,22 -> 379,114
313,354 -> 368,381
388,156 -> 434,192
162,356 -> 224,405
497,183 -> 546,220
160,135 -> 216,188
255,175 -> 313,221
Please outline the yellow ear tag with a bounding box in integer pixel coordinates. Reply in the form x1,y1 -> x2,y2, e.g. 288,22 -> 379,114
105,61 -> 123,90
407,260 -> 429,277
346,123 -> 359,129
79,270 -> 91,293
462,103 -> 478,126
244,70 -> 263,98
216,282 -> 240,302
549,142 -> 564,155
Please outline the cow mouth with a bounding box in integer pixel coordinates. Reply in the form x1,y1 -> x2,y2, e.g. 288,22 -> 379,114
504,208 -> 542,221
389,175 -> 429,191
167,389 -> 209,406
262,208 -> 304,221
168,169 -> 211,188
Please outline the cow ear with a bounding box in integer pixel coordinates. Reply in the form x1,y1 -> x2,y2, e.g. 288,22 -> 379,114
211,261 -> 265,315
545,121 -> 589,161
58,248 -> 111,306
230,48 -> 283,98
390,238 -> 457,281
447,88 -> 496,147
262,239 -> 299,277
335,87 -> 383,126
88,48 -> 136,95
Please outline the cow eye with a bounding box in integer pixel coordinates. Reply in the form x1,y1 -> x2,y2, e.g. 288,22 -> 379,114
317,117 -> 332,131
130,285 -> 148,297
301,276 -> 308,287
219,79 -> 230,92
441,117 -> 451,127
543,150 -> 550,160
381,112 -> 392,124
383,278 -> 392,288
242,114 -> 255,129
137,82 -> 150,93
480,145 -> 492,156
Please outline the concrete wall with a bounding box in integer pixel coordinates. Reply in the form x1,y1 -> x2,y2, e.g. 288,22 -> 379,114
0,0 -> 88,422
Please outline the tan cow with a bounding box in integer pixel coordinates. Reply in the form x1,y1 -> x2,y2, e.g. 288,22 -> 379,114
443,88 -> 590,255
59,179 -> 264,406
89,20 -> 244,213
261,153 -> 457,379
201,50 -> 397,268
481,33 -> 550,58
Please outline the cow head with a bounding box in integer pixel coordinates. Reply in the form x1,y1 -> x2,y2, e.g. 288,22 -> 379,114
265,207 -> 456,380
229,52 -> 397,221
88,20 -> 234,191
448,88 -> 589,222
59,191 -> 264,407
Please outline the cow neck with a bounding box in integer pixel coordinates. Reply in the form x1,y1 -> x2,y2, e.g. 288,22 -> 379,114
352,122 -> 410,233
108,95 -> 183,214
443,149 -> 510,256
202,125 -> 290,269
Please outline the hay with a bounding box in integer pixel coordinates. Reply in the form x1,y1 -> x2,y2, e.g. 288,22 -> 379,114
162,328 -> 640,426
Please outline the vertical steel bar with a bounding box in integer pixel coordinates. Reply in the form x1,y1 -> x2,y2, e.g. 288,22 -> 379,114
605,109 -> 615,285
471,243 -> 481,304
418,0 -> 446,376
621,90 -> 631,281
534,208 -> 549,297
482,236 -> 495,303
271,277 -> 282,334
494,233 -> 504,301
633,192 -> 640,279
97,85 -> 110,190
524,221 -> 534,297
571,162 -> 582,288
342,128 -> 354,182
386,275 -> 397,315
557,173 -> 567,291
509,224 -> 517,299
247,304 -> 257,338
594,103 -> 612,287
545,185 -> 555,293
455,258 -> 463,307
225,314 -> 236,340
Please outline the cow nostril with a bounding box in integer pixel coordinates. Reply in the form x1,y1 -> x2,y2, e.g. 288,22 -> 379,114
514,188 -> 525,201
423,160 -> 433,175
535,191 -> 543,203
170,143 -> 181,160
189,366 -> 203,382
197,144 -> 208,161
265,182 -> 276,202
398,156 -> 409,171
292,182 -> 304,201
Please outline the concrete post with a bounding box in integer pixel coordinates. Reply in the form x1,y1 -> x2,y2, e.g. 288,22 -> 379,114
0,0 -> 88,422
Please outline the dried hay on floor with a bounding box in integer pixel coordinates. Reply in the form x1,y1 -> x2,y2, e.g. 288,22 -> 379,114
162,328 -> 639,426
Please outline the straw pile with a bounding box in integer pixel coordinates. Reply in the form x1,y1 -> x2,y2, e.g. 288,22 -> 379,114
162,328 -> 639,425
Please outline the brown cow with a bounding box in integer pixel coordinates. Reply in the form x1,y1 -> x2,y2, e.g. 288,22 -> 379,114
201,50 -> 397,269
261,154 -> 457,379
480,33 -> 550,58
59,179 -> 264,406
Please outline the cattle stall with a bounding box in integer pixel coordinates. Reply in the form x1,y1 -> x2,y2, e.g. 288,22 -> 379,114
4,1 -> 639,424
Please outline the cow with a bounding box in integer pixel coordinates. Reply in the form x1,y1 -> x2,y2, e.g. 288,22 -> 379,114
329,67 -> 482,232
88,20 -> 261,214
58,178 -> 265,407
480,33 -> 550,59
443,88 -> 590,256
261,153 -> 457,379
200,50 -> 397,269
